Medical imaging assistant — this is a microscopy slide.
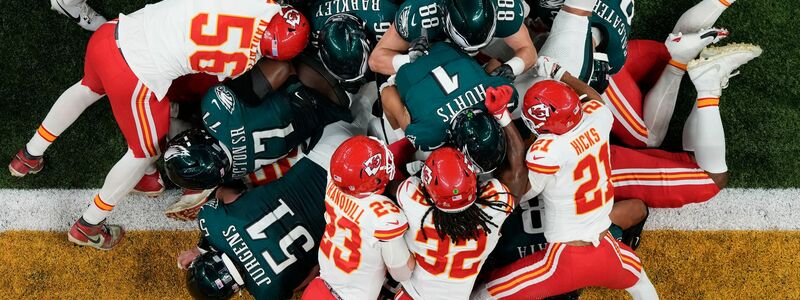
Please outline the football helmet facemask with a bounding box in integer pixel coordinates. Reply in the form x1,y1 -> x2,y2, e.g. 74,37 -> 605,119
450,108 -> 507,174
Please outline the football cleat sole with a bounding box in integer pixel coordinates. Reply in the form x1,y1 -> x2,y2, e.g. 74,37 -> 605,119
697,42 -> 763,60
130,188 -> 166,198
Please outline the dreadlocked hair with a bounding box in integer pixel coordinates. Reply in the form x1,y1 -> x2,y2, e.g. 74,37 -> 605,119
419,186 -> 511,242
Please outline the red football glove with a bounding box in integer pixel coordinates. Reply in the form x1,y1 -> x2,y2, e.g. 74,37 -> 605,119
485,85 -> 514,127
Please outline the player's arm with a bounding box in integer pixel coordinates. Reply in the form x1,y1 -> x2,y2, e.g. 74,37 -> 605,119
380,238 -> 415,282
225,59 -> 295,105
523,139 -> 560,199
485,85 -> 529,200
502,24 -> 538,75
380,84 -> 411,130
368,24 -> 412,76
535,56 -> 603,102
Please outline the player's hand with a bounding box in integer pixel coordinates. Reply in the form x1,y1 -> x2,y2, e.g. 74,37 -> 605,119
485,85 -> 514,127
177,247 -> 202,270
408,36 -> 430,62
534,56 -> 566,81
490,64 -> 516,81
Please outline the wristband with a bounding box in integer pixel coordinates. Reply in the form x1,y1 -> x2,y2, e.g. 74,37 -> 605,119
506,56 -> 526,76
392,54 -> 411,72
494,110 -> 512,127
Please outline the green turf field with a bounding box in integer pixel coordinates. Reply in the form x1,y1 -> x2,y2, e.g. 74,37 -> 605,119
0,0 -> 797,189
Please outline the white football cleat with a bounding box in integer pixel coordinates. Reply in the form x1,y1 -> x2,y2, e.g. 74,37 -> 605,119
666,28 -> 729,64
50,0 -> 107,31
688,43 -> 762,95
164,189 -> 214,221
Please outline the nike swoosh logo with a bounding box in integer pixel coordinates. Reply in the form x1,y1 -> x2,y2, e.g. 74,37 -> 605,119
388,220 -> 400,226
531,156 -> 545,160
77,227 -> 103,245
55,0 -> 81,23
411,15 -> 417,27
693,63 -> 722,80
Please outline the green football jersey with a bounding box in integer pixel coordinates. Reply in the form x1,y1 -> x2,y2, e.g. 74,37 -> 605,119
394,0 -> 524,43
530,0 -> 633,74
197,158 -> 328,300
201,81 -> 351,180
310,0 -> 398,42
590,0 -> 633,73
395,42 -> 518,150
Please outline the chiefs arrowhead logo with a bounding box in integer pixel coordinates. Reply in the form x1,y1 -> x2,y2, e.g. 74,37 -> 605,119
282,8 -> 302,27
363,153 -> 383,176
421,165 -> 432,185
527,103 -> 551,121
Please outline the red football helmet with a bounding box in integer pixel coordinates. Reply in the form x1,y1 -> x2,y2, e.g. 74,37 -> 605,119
261,6 -> 310,61
521,80 -> 583,135
330,136 -> 395,198
421,147 -> 478,213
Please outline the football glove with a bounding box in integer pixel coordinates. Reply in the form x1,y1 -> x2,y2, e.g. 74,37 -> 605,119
484,85 -> 514,127
489,64 -> 516,81
534,56 -> 566,81
408,36 -> 430,63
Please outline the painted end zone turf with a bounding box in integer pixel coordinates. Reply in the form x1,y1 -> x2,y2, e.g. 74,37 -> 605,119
2,231 -> 799,299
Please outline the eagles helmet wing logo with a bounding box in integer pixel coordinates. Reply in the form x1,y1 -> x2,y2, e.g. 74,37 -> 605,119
283,8 -> 302,27
164,145 -> 191,162
363,153 -> 383,176
528,103 -> 551,121
213,86 -> 236,115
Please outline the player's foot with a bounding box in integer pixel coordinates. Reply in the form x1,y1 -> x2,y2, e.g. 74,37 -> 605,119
688,43 -> 762,94
68,218 -> 125,250
9,148 -> 44,177
164,189 -> 213,221
666,28 -> 729,65
49,0 -> 107,31
131,171 -> 165,197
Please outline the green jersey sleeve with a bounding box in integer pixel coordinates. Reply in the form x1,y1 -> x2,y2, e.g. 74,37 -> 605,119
394,0 -> 446,43
493,0 -> 525,38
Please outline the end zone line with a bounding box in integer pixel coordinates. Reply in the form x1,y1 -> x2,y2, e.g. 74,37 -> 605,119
0,188 -> 797,231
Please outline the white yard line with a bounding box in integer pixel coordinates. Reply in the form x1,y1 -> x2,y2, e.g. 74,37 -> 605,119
0,188 -> 797,231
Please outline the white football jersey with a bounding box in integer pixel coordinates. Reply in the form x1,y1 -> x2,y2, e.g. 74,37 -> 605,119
318,181 -> 408,300
525,100 -> 615,245
117,0 -> 282,100
397,177 -> 513,300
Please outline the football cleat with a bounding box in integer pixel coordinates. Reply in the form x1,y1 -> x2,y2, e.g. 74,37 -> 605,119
165,189 -> 213,221
9,148 -> 44,177
688,43 -> 762,94
68,219 -> 125,250
665,28 -> 729,65
50,0 -> 107,31
131,171 -> 165,197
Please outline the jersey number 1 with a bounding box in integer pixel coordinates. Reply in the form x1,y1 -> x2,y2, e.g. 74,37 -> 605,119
432,66 -> 459,95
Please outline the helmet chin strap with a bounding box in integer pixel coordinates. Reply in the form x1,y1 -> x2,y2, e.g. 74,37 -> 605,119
220,253 -> 245,286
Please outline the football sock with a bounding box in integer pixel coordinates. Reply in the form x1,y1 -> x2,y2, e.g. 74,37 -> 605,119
672,0 -> 733,34
682,104 -> 699,152
626,270 -> 659,300
690,91 -> 728,174
643,65 -> 685,147
82,149 -> 154,225
26,81 -> 103,156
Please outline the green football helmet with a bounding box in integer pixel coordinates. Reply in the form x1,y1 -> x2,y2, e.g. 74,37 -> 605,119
186,251 -> 244,300
450,108 -> 507,174
443,0 -> 497,52
164,129 -> 230,190
317,13 -> 372,93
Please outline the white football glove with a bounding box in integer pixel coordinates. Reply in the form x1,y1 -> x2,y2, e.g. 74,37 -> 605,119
534,56 -> 567,81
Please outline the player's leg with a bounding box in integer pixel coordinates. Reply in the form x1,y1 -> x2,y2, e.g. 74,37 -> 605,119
685,43 -> 762,174
9,24 -> 114,177
69,148 -> 154,249
672,0 -> 734,34
537,0 -> 596,80
300,278 -> 340,300
306,121 -> 359,171
610,145 -> 721,208
642,29 -> 728,147
49,0 -> 107,31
